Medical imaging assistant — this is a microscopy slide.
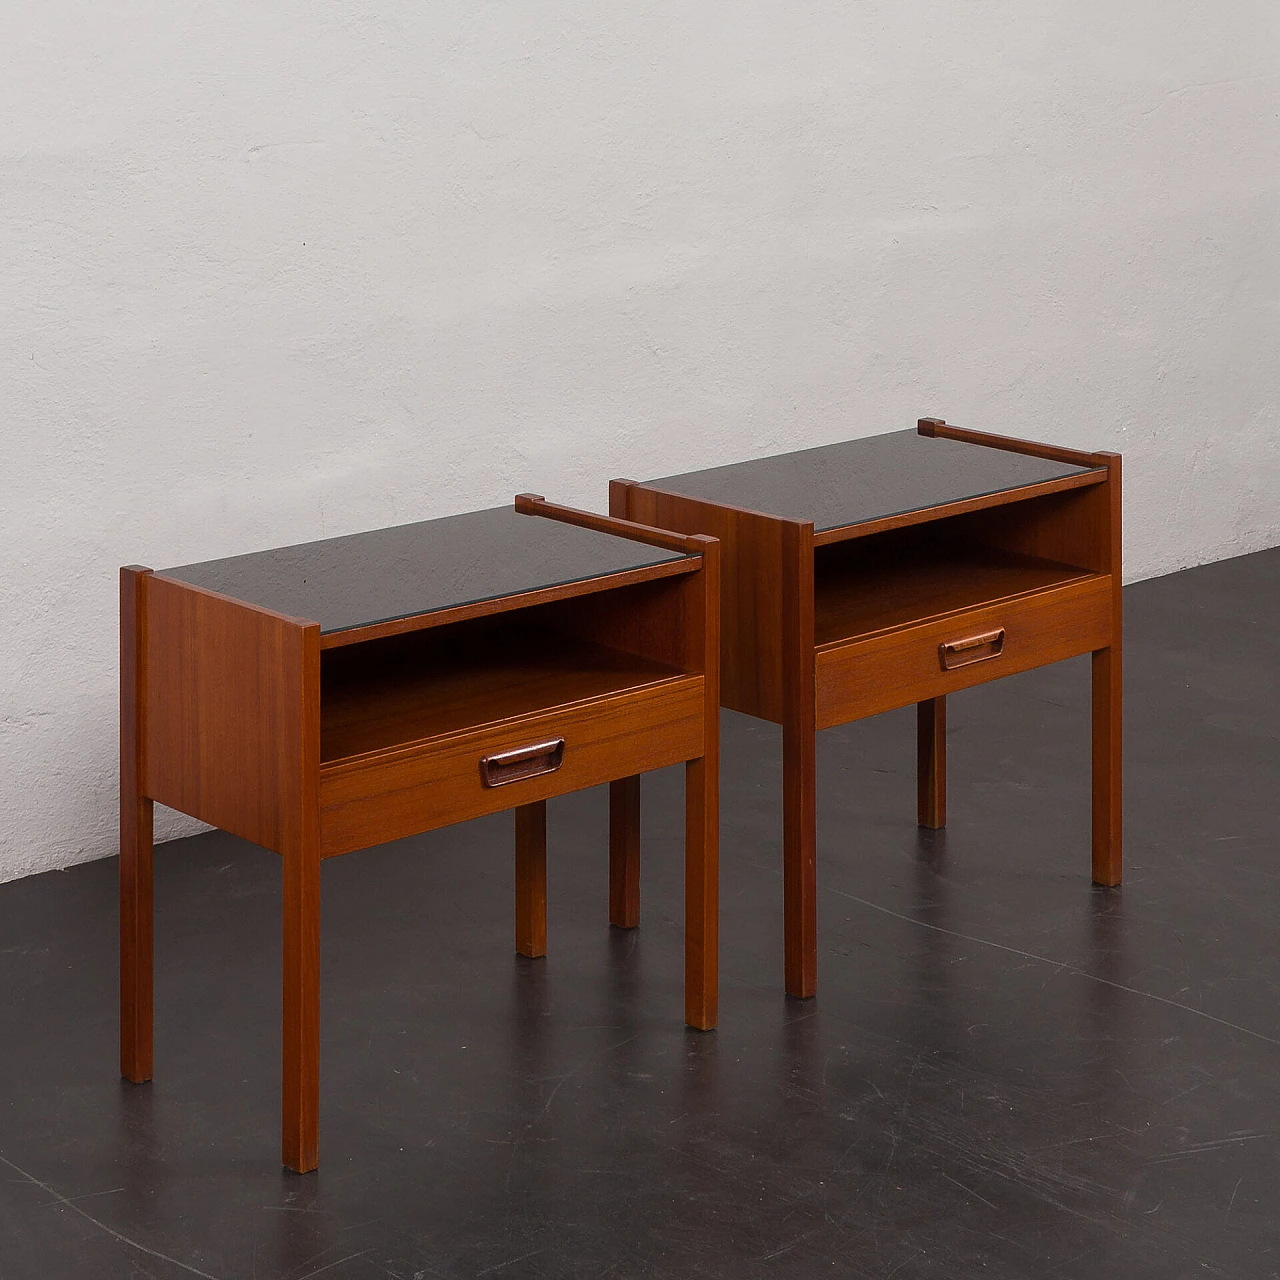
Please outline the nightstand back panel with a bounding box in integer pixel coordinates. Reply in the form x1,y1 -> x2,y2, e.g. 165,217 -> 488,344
540,570 -> 708,675
956,482 -> 1114,576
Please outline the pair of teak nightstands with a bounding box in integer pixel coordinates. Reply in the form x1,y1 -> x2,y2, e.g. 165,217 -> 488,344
120,418 -> 1121,1171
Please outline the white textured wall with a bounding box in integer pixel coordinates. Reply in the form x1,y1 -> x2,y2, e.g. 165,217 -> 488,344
2,3 -> 1277,881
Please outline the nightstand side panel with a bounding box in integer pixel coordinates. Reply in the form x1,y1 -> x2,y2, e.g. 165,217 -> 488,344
614,484 -> 794,723
144,574 -> 320,854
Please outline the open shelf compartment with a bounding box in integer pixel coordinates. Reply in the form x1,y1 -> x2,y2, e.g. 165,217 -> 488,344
320,578 -> 696,765
813,494 -> 1106,650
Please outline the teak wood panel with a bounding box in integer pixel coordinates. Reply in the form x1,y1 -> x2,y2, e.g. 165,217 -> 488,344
318,557 -> 698,650
549,571 -> 708,676
815,573 -> 1113,728
133,570 -> 322,1170
813,544 -> 1096,648
611,480 -> 802,724
318,675 -> 705,858
321,628 -> 685,764
955,483 -> 1112,577
144,573 -> 319,855
812,468 -> 1106,546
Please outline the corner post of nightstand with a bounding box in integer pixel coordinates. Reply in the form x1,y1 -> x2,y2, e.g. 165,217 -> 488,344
606,479 -> 645,930
281,619 -> 322,1174
915,420 -> 955,817
921,416 -> 1123,885
684,533 -> 720,1031
608,478 -> 638,522
135,573 -> 324,1167
1091,452 -> 1123,886
120,565 -> 155,1085
780,519 -> 817,1000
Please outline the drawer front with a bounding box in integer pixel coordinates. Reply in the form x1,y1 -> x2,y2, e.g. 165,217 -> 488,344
816,576 -> 1112,729
320,676 -> 705,857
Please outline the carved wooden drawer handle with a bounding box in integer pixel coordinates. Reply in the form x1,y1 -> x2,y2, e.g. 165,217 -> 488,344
939,628 -> 1006,670
480,739 -> 566,787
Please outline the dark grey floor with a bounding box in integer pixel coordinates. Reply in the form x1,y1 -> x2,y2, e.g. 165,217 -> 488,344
2,547 -> 1277,1280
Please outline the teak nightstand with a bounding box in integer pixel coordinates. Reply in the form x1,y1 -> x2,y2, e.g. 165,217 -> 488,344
611,419 -> 1120,999
120,497 -> 719,1172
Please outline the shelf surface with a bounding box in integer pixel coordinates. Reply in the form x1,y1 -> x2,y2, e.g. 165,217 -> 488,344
645,429 -> 1102,532
321,631 -> 689,763
814,544 -> 1100,648
159,506 -> 688,635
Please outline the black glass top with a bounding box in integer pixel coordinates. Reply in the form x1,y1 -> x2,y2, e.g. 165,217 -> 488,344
159,505 -> 686,634
645,429 -> 1101,531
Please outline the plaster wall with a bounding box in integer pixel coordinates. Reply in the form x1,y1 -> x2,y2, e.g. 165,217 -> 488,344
2,2 -> 1277,879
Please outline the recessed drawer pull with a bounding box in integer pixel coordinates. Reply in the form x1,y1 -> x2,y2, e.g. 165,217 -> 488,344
939,628 -> 1006,670
479,738 -> 566,787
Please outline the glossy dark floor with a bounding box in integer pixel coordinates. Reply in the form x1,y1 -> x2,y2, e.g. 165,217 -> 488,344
3,547 -> 1277,1279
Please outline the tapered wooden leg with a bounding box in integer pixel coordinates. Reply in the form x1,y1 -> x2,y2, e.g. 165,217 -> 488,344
281,836 -> 321,1173
120,566 -> 153,1084
1091,645 -> 1122,886
609,776 -> 641,929
684,755 -> 718,1030
917,696 -> 947,829
782,715 -> 817,999
515,801 -> 548,958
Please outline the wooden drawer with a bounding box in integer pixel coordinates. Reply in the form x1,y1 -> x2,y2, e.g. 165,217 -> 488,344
319,675 -> 704,857
815,575 -> 1112,729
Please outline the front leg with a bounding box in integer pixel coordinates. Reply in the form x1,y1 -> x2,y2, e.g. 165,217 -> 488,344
684,756 -> 718,1030
782,712 -> 817,999
281,833 -> 321,1173
120,791 -> 154,1083
120,566 -> 154,1084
